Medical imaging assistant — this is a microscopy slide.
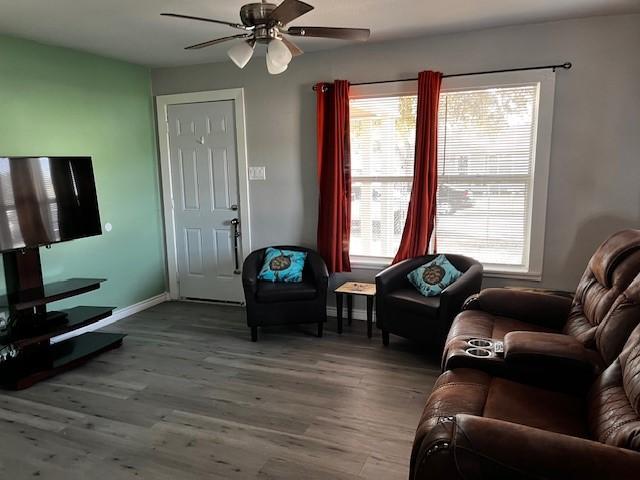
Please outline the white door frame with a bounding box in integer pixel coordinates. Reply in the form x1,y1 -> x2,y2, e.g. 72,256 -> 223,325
156,88 -> 251,300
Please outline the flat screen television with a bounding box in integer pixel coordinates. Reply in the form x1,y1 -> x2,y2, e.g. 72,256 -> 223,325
0,156 -> 101,253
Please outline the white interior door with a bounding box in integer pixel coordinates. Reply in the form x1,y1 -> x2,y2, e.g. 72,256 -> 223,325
167,100 -> 244,303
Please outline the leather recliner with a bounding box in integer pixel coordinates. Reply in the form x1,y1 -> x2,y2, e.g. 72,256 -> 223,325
411,231 -> 640,479
242,246 -> 328,341
375,254 -> 483,349
410,320 -> 640,479
442,229 -> 640,374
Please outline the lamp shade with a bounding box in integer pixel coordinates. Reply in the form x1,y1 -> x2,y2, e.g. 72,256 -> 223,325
227,40 -> 255,69
267,38 -> 292,67
266,52 -> 288,74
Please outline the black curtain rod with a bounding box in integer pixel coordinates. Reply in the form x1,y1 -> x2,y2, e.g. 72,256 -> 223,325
312,62 -> 572,91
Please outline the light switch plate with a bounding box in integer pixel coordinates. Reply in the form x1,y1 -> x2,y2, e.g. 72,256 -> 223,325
249,166 -> 266,180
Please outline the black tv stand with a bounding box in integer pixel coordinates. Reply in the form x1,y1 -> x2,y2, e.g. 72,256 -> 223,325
42,310 -> 69,325
0,248 -> 124,389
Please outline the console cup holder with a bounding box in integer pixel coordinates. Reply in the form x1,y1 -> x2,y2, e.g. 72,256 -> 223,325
468,338 -> 493,348
465,347 -> 493,358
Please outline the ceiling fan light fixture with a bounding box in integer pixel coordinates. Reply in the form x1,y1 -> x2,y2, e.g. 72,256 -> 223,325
165,0 -> 371,74
227,39 -> 255,69
267,38 -> 293,68
266,52 -> 288,75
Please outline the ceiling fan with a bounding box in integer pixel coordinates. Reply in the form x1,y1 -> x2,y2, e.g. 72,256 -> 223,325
162,0 -> 371,74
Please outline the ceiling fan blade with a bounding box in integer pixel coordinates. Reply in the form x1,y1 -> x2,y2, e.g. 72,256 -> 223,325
185,34 -> 252,50
161,13 -> 249,31
281,36 -> 304,56
268,0 -> 314,26
286,26 -> 370,41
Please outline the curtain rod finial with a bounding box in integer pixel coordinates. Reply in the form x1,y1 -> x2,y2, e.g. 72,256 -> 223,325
554,62 -> 572,72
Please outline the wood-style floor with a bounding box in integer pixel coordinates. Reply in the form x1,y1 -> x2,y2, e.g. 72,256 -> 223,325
0,301 -> 440,479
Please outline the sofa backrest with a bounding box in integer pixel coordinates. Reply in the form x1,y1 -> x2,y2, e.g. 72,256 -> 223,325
563,230 -> 640,353
588,323 -> 640,451
594,273 -> 640,365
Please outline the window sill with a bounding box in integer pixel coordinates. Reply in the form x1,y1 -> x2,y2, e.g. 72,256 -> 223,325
350,258 -> 542,281
350,257 -> 391,271
483,270 -> 542,282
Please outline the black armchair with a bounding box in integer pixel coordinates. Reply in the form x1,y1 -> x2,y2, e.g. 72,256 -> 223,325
375,254 -> 482,349
242,246 -> 329,341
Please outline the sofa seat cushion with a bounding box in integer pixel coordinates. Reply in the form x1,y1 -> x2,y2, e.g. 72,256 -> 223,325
385,288 -> 440,317
418,369 -> 589,440
256,280 -> 317,303
483,377 -> 588,437
447,310 -> 558,345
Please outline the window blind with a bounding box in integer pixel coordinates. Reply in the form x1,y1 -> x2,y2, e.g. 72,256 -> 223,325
349,83 -> 540,270
436,85 -> 539,268
349,95 -> 416,259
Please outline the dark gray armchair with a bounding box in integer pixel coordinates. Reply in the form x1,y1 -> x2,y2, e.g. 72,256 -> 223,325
375,254 -> 482,349
242,246 -> 329,341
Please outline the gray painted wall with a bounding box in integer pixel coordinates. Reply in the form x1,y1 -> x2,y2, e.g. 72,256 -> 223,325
152,14 -> 640,297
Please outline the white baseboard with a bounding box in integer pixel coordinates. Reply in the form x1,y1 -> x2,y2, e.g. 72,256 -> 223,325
326,306 -> 373,321
50,292 -> 170,344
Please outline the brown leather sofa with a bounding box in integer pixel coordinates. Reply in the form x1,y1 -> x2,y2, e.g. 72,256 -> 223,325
442,229 -> 640,379
410,322 -> 640,479
410,230 -> 640,479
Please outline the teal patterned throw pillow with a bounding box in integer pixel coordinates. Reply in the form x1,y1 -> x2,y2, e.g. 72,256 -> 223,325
407,254 -> 462,297
258,248 -> 307,283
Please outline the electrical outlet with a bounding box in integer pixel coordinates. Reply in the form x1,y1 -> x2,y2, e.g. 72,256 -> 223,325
249,166 -> 266,181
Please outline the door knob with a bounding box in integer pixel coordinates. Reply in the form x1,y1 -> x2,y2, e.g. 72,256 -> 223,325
230,218 -> 240,226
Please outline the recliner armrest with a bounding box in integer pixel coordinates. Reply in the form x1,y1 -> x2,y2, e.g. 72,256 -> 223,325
441,264 -> 483,301
463,288 -> 572,329
438,264 -> 483,335
375,257 -> 429,295
504,331 -> 602,380
306,251 -> 329,291
241,250 -> 262,296
413,415 -> 640,480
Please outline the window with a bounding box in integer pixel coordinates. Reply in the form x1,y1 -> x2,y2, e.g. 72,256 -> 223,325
349,90 -> 417,261
349,71 -> 554,277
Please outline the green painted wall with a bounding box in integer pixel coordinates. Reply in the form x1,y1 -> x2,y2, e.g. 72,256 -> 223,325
0,35 -> 166,310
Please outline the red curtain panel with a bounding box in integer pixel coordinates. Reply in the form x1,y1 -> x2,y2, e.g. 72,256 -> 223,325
393,70 -> 443,264
316,80 -> 352,273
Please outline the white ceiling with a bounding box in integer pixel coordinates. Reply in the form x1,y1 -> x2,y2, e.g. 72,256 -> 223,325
0,0 -> 638,67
